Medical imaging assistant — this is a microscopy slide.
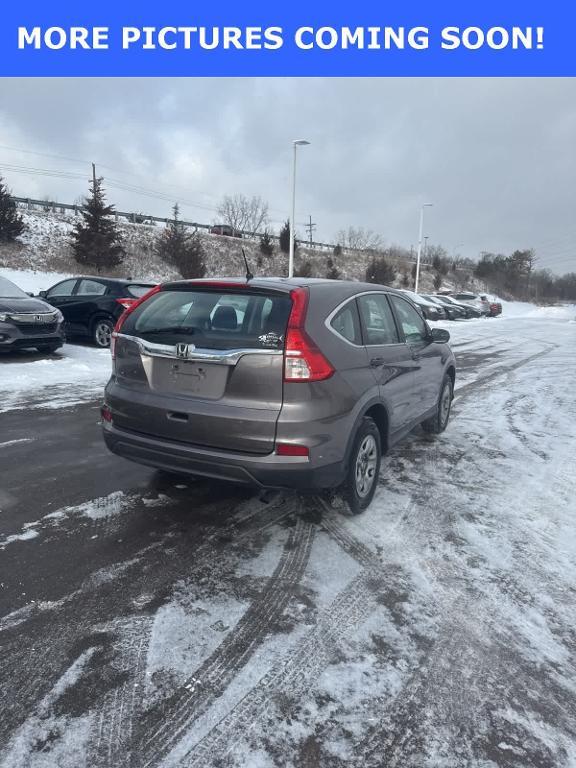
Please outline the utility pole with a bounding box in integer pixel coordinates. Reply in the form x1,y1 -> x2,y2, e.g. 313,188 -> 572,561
92,163 -> 97,188
305,214 -> 316,246
415,203 -> 433,293
289,139 -> 310,278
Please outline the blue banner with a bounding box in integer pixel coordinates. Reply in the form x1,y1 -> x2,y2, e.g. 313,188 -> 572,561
0,0 -> 573,76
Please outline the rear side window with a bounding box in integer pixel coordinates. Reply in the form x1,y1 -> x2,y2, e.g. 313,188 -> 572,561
121,289 -> 292,350
330,302 -> 362,345
126,284 -> 155,298
77,279 -> 107,296
357,294 -> 399,345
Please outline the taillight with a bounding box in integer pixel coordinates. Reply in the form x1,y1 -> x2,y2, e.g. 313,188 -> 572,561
283,288 -> 334,382
116,298 -> 135,309
275,443 -> 310,457
111,284 -> 161,358
101,404 -> 113,423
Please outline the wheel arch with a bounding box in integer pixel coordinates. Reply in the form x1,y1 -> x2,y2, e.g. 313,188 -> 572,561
344,397 -> 390,471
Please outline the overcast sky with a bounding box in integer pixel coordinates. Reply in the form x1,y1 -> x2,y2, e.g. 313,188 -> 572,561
0,77 -> 574,273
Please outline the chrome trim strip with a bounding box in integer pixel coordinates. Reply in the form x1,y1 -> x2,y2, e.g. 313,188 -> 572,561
116,332 -> 283,365
9,312 -> 59,324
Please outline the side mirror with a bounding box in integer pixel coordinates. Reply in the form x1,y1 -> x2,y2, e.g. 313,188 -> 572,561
431,327 -> 450,343
39,290 -> 47,298
26,292 -> 34,297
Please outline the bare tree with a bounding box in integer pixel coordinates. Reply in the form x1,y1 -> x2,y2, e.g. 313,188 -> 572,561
336,226 -> 383,251
216,194 -> 269,235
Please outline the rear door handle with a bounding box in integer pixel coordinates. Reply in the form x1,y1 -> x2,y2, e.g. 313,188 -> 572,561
370,357 -> 385,368
167,411 -> 189,422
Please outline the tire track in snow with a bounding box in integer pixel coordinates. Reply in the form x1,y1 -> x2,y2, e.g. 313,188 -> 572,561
89,617 -> 153,768
138,514 -> 316,768
0,493 -> 291,750
177,507 -> 402,768
454,343 -> 556,402
182,566 -> 387,768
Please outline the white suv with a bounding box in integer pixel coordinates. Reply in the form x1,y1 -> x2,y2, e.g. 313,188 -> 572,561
451,292 -> 490,316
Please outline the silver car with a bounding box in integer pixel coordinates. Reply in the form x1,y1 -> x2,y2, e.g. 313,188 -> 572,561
0,275 -> 65,354
102,278 -> 456,513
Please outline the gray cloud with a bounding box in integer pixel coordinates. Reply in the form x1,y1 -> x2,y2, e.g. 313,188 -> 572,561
0,77 -> 574,273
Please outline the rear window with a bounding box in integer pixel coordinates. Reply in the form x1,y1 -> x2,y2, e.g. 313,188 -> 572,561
126,284 -> 155,298
121,288 -> 292,350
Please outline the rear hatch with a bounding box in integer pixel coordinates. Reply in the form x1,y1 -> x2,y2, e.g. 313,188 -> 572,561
110,283 -> 292,455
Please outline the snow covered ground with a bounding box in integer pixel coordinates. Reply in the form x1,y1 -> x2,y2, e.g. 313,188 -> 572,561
0,345 -> 112,414
1,281 -> 576,768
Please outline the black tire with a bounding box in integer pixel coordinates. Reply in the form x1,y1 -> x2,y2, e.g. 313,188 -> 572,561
422,375 -> 453,434
92,317 -> 114,348
343,417 -> 381,515
35,343 -> 62,354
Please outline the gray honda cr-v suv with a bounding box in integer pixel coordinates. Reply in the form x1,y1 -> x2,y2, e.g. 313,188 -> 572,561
102,278 -> 455,512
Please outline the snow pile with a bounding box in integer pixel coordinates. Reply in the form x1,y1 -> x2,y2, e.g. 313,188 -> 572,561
0,344 -> 111,413
498,298 -> 576,321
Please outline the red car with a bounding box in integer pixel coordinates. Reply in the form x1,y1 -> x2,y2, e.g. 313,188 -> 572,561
209,224 -> 242,238
480,295 -> 502,316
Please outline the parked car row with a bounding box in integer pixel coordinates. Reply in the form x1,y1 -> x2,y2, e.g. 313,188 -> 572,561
400,289 -> 502,321
0,271 -> 502,358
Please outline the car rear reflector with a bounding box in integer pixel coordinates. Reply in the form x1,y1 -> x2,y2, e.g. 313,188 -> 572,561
275,443 -> 310,457
101,404 -> 113,423
284,288 -> 334,383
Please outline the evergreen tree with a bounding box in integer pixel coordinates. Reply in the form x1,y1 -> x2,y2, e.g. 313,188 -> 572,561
279,219 -> 296,255
294,260 -> 313,278
365,256 -> 396,286
156,204 -> 206,279
326,257 -> 341,280
71,177 -> 124,270
0,176 -> 25,242
259,229 -> 274,257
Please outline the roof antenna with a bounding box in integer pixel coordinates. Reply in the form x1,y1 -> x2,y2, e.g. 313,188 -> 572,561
242,247 -> 254,281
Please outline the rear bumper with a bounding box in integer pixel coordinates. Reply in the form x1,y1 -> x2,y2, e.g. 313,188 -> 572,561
102,421 -> 344,491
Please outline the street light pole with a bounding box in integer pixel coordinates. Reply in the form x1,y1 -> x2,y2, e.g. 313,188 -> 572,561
414,203 -> 433,292
289,139 -> 310,278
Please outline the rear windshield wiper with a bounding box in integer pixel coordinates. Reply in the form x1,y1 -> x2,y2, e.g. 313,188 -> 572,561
137,326 -> 198,336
